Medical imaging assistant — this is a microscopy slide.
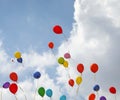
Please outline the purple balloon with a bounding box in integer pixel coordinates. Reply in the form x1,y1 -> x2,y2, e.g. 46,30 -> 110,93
2,82 -> 10,89
100,96 -> 107,100
64,53 -> 71,59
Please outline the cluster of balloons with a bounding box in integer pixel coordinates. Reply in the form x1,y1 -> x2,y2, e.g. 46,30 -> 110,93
58,57 -> 69,68
1,24 -> 117,100
14,51 -> 23,63
68,76 -> 83,88
2,72 -> 18,95
33,71 -> 66,99
38,87 -> 53,98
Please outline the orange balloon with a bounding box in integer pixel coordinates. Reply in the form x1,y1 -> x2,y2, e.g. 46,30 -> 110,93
68,79 -> 74,87
88,93 -> 96,100
9,72 -> 18,82
90,63 -> 99,73
48,42 -> 54,49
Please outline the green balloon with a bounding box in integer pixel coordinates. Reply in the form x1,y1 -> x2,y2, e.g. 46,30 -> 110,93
58,57 -> 65,64
38,87 -> 45,97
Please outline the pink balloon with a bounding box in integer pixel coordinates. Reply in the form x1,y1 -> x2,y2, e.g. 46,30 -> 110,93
64,53 -> 71,59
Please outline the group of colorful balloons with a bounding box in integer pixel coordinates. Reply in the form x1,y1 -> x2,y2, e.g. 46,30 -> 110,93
88,86 -> 117,100
58,57 -> 69,68
88,63 -> 117,100
14,51 -> 23,63
2,72 -> 18,95
38,87 -> 53,98
2,24 -> 117,100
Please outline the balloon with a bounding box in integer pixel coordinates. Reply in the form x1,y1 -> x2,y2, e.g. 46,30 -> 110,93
109,86 -> 116,94
9,72 -> 18,82
77,63 -> 84,74
38,87 -> 45,97
60,95 -> 66,100
46,89 -> 53,98
68,79 -> 74,87
53,25 -> 63,34
100,96 -> 107,100
88,93 -> 96,100
90,63 -> 99,73
14,51 -> 21,59
17,57 -> 23,63
3,82 -> 10,88
58,57 -> 65,64
9,83 -> 18,94
76,76 -> 82,85
33,71 -> 41,79
48,42 -> 54,49
93,84 -> 100,92
64,53 -> 71,59
63,60 -> 69,68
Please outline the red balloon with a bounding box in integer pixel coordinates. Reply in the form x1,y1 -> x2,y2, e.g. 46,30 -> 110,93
109,86 -> 116,94
77,63 -> 84,74
90,63 -> 99,73
48,42 -> 54,49
53,25 -> 63,34
9,72 -> 18,82
68,79 -> 74,87
88,93 -> 96,100
9,83 -> 18,94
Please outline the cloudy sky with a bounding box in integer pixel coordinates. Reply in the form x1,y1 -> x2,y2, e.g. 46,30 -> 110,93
0,0 -> 120,100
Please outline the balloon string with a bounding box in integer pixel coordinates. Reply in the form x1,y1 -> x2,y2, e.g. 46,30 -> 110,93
34,80 -> 39,100
76,86 -> 80,95
63,33 -> 68,43
15,94 -> 18,100
34,89 -> 37,100
96,91 -> 99,100
63,33 -> 71,53
75,86 -> 80,100
19,85 -> 27,100
51,49 -> 57,60
65,68 -> 71,79
115,94 -> 117,100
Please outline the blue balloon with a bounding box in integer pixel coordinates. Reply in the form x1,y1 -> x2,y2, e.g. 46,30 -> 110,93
100,96 -> 107,100
33,71 -> 41,79
93,84 -> 100,92
46,89 -> 53,97
17,57 -> 23,63
60,95 -> 66,100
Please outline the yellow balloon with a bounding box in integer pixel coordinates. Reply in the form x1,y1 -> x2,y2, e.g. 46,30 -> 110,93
76,76 -> 82,85
63,60 -> 69,68
14,51 -> 21,59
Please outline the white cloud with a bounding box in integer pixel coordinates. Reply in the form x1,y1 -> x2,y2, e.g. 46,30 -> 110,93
56,0 -> 120,99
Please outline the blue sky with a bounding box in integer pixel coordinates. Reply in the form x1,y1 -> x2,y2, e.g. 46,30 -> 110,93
0,0 -> 74,56
0,0 -> 120,100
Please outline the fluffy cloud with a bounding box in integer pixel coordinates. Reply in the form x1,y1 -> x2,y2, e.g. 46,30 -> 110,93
56,0 -> 120,99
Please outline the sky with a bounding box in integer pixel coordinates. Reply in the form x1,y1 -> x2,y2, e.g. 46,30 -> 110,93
0,0 -> 120,100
